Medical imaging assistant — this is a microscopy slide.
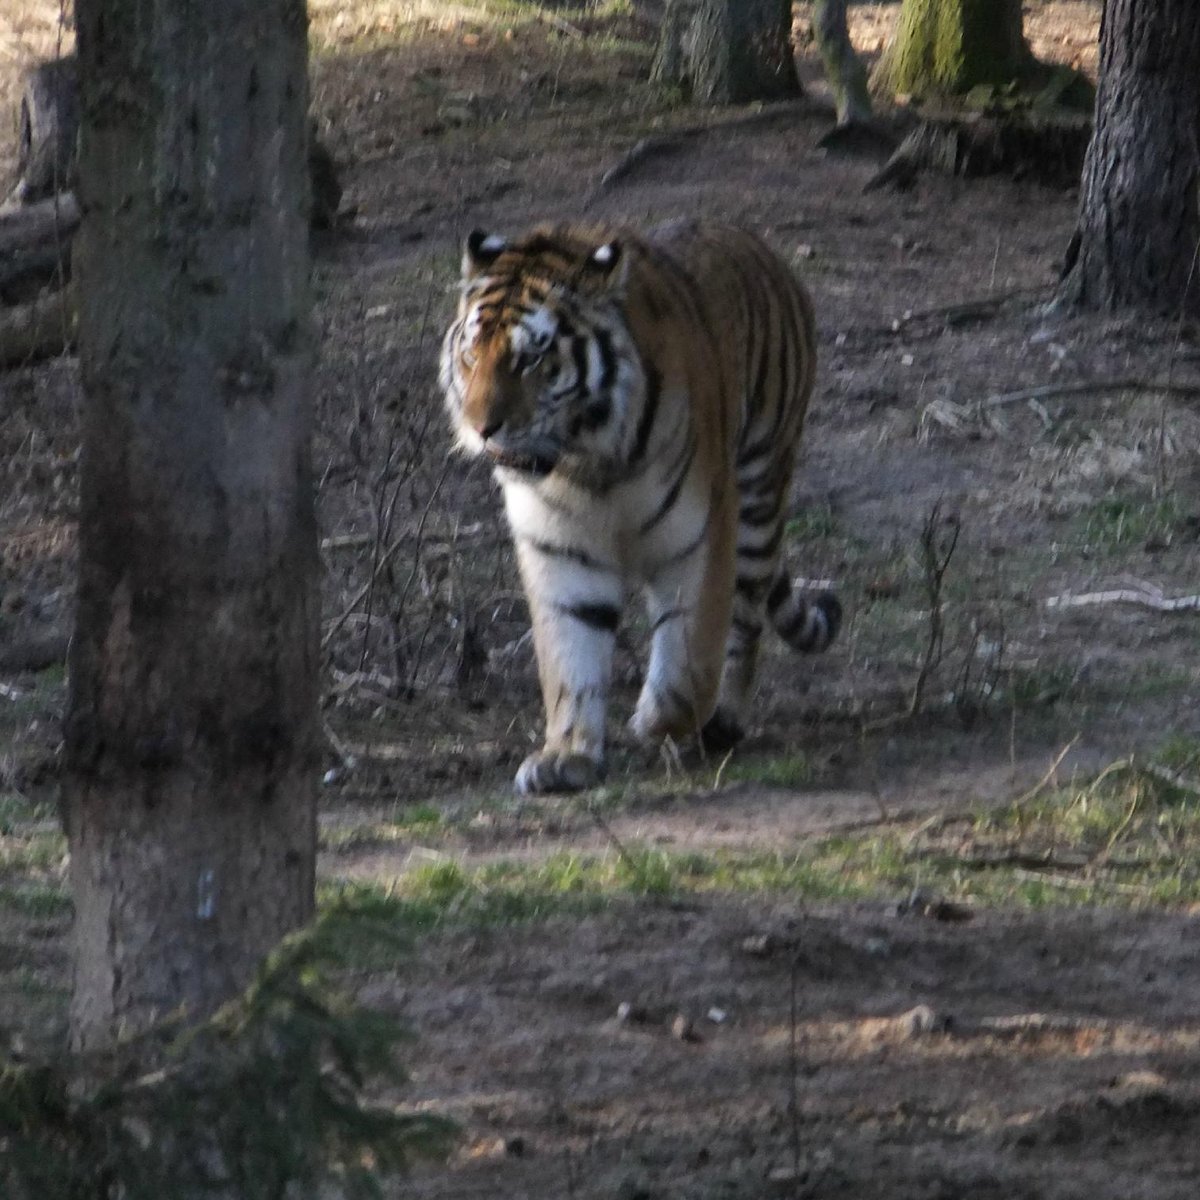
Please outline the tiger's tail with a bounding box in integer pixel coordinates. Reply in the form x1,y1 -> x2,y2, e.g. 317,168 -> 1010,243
766,571 -> 842,653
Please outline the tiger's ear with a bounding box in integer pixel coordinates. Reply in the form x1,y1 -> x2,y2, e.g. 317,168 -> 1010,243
463,230 -> 508,279
584,240 -> 626,290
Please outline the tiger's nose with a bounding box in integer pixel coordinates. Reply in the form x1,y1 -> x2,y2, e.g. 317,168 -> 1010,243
477,416 -> 504,441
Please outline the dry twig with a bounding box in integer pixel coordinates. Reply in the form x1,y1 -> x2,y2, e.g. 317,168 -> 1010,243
910,501 -> 960,717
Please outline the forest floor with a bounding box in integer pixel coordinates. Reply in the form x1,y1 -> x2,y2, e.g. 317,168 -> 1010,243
4,2 -> 1200,1197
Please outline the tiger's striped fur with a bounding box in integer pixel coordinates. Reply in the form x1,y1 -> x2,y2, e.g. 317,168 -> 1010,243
440,220 -> 840,794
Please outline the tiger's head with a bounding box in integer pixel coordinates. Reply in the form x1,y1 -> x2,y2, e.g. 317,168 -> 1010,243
439,225 -> 635,479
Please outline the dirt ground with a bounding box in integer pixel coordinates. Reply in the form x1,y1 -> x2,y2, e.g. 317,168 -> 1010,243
3,2 -> 1200,1197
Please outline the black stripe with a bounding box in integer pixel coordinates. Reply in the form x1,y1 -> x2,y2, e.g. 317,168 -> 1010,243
748,323 -> 771,411
736,523 -> 784,561
740,490 -> 786,529
556,601 -> 620,633
776,604 -> 815,642
629,363 -> 661,464
524,537 -> 609,570
571,336 -> 589,388
766,573 -> 791,611
731,615 -> 762,639
651,605 -> 687,633
638,442 -> 694,535
594,328 -> 616,391
737,573 -> 772,598
581,396 -> 613,431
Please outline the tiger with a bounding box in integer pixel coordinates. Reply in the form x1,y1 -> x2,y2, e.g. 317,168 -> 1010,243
439,219 -> 841,794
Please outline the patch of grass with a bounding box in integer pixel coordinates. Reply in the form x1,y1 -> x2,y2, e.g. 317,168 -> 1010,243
394,802 -> 445,829
1004,661 -> 1080,710
5,966 -> 69,1000
318,754 -> 1200,944
0,883 -> 71,919
1074,494 -> 1187,556
0,792 -> 57,834
721,752 -> 816,789
1155,733 -> 1200,776
786,504 -> 840,541
0,831 -> 66,873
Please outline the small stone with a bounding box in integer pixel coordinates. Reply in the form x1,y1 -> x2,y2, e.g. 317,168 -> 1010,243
671,1013 -> 701,1043
706,1006 -> 728,1024
741,933 -> 776,957
616,1000 -> 647,1025
616,1176 -> 653,1200
897,1004 -> 946,1038
504,1135 -> 527,1157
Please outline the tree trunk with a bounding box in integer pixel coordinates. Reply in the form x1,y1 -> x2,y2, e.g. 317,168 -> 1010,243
1059,0 -> 1200,316
12,58 -> 79,205
66,0 -> 317,1052
813,0 -> 872,126
652,0 -> 801,105
872,0 -> 1035,98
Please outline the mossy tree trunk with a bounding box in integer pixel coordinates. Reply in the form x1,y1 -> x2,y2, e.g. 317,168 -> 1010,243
652,0 -> 801,105
813,0 -> 872,126
66,0 -> 317,1052
872,0 -> 1035,98
1060,0 -> 1200,316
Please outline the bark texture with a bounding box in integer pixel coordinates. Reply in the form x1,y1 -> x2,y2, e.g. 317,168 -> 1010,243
652,0 -> 801,105
872,0 -> 1034,98
11,58 -> 79,205
1060,0 -> 1200,315
66,0 -> 317,1051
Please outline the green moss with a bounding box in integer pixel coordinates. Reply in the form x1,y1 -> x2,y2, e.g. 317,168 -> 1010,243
873,0 -> 1037,99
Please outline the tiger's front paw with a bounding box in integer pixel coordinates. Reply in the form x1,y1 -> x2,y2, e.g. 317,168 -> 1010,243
514,749 -> 604,795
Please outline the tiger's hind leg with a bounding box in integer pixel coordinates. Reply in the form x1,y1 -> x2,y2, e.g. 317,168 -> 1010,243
700,476 -> 786,751
701,579 -> 768,752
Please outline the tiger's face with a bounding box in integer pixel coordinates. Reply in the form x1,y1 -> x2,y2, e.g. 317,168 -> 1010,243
440,228 -> 631,479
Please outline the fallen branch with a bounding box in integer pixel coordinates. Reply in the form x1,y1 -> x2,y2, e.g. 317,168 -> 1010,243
1010,866 -> 1150,896
984,378 -> 1200,408
1009,736 -> 1080,808
0,191 -> 79,301
908,847 -> 1092,871
956,1012 -> 1125,1039
910,501 -> 960,717
537,11 -> 585,39
592,134 -> 693,193
1045,584 -> 1200,613
0,280 -> 76,367
585,100 -> 813,204
0,631 -> 70,673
